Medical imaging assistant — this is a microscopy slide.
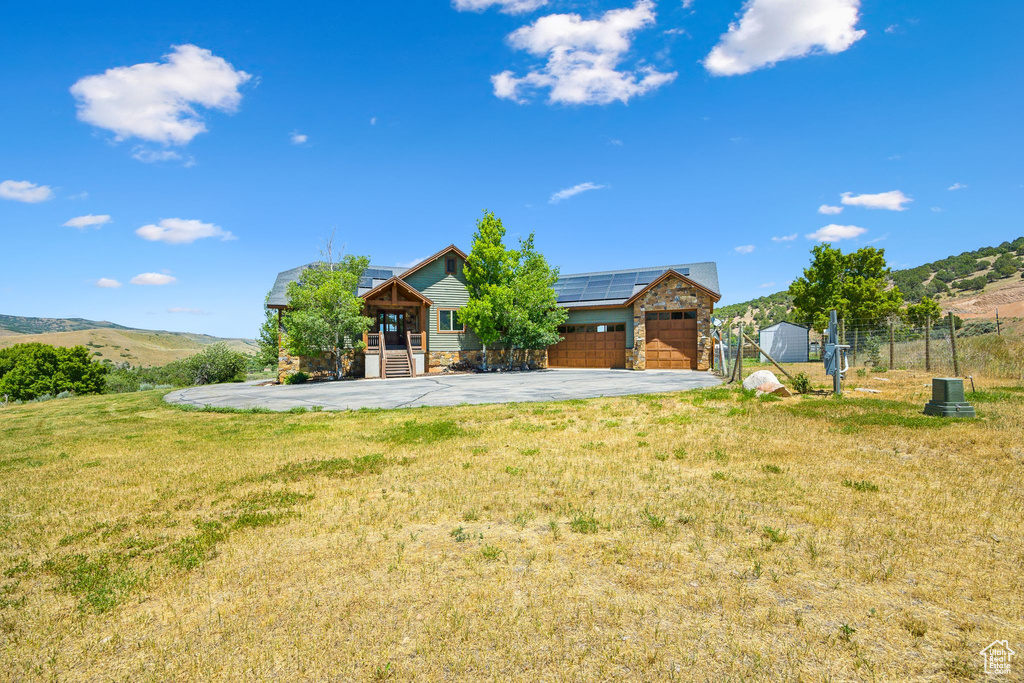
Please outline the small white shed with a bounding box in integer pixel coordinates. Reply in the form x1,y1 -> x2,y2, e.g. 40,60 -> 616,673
758,321 -> 809,363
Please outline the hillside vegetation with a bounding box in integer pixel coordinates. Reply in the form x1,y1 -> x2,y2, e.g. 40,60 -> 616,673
0,323 -> 257,368
0,315 -> 130,335
720,236 -> 1024,329
1,367 -> 1021,680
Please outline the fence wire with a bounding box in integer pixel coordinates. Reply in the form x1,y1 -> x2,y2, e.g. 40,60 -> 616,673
713,317 -> 1022,380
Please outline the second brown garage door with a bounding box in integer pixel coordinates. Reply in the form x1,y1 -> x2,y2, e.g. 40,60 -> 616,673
645,310 -> 698,369
548,323 -> 627,369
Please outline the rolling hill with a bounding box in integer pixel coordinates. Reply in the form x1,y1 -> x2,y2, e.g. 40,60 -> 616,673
719,236 -> 1024,329
0,316 -> 258,367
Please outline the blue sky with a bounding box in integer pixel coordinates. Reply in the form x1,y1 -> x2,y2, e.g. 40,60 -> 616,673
1,1 -> 1021,338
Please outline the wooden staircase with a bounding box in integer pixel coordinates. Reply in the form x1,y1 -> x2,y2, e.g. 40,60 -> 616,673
384,349 -> 412,378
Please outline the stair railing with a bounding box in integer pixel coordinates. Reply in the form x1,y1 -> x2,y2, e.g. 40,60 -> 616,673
405,331 -> 416,378
379,324 -> 387,380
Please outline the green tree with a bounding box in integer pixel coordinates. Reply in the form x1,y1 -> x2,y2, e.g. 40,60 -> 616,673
462,211 -> 516,371
282,246 -> 373,380
257,291 -> 280,370
991,252 -> 1021,278
904,296 -> 942,326
462,211 -> 565,370
0,343 -> 109,401
789,244 -> 903,329
501,234 -> 567,368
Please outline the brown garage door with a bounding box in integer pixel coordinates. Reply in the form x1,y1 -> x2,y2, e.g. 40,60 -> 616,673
548,323 -> 627,369
646,310 -> 698,370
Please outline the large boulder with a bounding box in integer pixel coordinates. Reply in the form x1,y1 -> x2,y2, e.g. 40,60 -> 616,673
742,369 -> 779,391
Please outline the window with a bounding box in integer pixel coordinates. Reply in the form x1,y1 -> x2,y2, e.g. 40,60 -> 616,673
445,257 -> 457,274
683,310 -> 697,320
645,312 -> 657,321
671,311 -> 683,320
659,312 -> 670,320
615,324 -> 625,332
597,324 -> 609,333
438,309 -> 464,332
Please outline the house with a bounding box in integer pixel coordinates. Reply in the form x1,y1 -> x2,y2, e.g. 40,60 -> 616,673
266,244 -> 721,380
757,321 -> 810,363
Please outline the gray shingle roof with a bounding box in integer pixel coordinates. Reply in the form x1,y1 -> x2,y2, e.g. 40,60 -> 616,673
266,263 -> 408,307
267,259 -> 719,308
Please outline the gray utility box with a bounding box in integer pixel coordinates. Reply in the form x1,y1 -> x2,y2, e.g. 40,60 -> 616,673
923,378 -> 976,418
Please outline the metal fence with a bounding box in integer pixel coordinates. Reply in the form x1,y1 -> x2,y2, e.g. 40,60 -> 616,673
715,316 -> 1023,380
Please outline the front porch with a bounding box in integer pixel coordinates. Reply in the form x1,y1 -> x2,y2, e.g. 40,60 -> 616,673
362,277 -> 431,379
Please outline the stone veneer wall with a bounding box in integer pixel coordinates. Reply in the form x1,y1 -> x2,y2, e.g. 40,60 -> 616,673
428,348 -> 547,373
629,276 -> 714,371
277,318 -> 363,382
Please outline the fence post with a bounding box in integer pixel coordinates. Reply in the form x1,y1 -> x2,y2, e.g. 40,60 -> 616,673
925,316 -> 931,372
853,327 -> 858,366
948,313 -> 960,377
737,323 -> 745,382
889,320 -> 895,369
996,307 -> 1001,336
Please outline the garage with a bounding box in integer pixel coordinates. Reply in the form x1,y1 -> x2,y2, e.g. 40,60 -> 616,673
548,323 -> 627,369
645,310 -> 698,370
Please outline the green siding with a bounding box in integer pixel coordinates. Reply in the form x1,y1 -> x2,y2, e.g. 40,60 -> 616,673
565,307 -> 635,347
402,254 -> 482,351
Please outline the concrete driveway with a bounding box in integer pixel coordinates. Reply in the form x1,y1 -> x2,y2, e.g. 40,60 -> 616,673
164,369 -> 721,412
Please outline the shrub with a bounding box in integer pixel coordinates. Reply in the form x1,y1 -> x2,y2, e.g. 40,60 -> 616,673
791,372 -> 811,394
284,372 -> 309,385
182,344 -> 248,385
0,343 -> 109,401
104,368 -> 141,394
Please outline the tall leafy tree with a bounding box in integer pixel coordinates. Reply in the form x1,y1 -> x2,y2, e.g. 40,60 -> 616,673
462,211 -> 516,371
789,244 -> 903,329
502,234 -> 567,367
257,291 -> 280,370
462,211 -> 565,369
282,243 -> 373,379
904,296 -> 942,326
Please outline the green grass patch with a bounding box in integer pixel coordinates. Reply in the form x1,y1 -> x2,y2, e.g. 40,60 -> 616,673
266,454 -> 388,482
842,479 -> 879,493
43,553 -> 145,613
377,419 -> 467,445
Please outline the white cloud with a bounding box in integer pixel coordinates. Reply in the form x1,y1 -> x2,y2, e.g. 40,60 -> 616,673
370,117 -> 378,126
549,182 -> 607,203
948,182 -> 967,191
0,180 -> 54,203
453,0 -> 547,13
704,0 -> 865,76
818,204 -> 843,215
930,207 -> 943,213
135,218 -> 235,245
759,281 -> 776,288
840,190 -> 912,211
492,1 -> 677,105
168,307 -> 209,314
805,224 -> 866,242
70,44 -> 251,146
131,273 -> 177,286
132,147 -> 193,165
396,257 -> 428,268
290,131 -> 308,145
95,278 -> 122,288
64,214 -> 111,229
734,244 -> 755,254
771,233 -> 798,242
68,191 -> 89,200
884,24 -> 899,34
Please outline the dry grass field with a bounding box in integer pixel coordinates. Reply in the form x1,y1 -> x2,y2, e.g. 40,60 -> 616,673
1,365 -> 1022,680
0,328 -> 258,367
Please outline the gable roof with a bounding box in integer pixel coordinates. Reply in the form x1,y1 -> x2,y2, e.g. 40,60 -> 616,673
361,276 -> 434,305
760,321 -> 809,332
398,244 -> 468,280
